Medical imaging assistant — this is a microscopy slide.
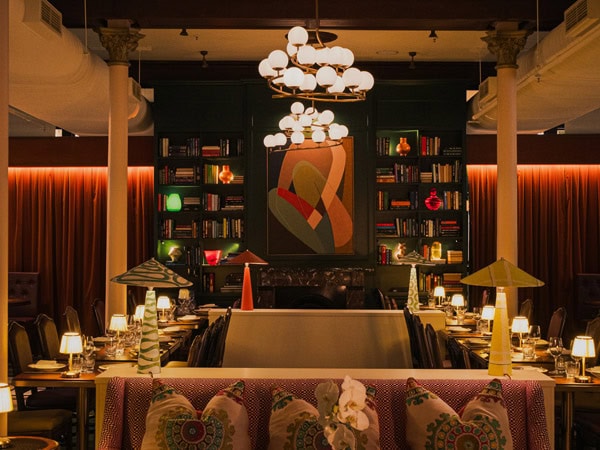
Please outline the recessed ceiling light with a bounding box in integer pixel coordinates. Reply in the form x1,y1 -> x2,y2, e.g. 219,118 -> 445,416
376,50 -> 399,56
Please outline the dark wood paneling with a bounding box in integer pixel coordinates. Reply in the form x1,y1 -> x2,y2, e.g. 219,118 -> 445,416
8,136 -> 154,167
466,134 -> 600,164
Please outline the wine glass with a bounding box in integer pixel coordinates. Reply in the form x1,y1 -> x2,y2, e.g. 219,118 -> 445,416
548,336 -> 564,375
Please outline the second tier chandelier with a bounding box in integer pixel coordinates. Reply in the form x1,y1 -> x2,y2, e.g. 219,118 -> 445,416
258,0 -> 374,103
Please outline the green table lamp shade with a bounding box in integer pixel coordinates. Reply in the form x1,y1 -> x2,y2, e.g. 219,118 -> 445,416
111,258 -> 192,374
166,193 -> 182,212
461,257 -> 544,377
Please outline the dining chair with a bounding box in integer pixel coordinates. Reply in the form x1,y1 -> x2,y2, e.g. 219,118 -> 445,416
412,315 -> 433,369
518,298 -> 534,324
211,307 -> 232,367
127,290 -> 137,316
424,323 -> 446,369
164,334 -> 204,368
34,313 -> 62,360
584,315 -> 600,365
446,336 -> 470,369
403,307 -> 421,368
63,305 -> 82,335
546,306 -> 567,340
8,321 -> 77,411
8,409 -> 73,450
92,298 -> 105,335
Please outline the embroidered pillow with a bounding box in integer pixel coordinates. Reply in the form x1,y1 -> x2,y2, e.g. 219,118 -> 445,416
405,377 -> 513,450
141,380 -> 251,450
141,379 -> 197,449
268,383 -> 380,450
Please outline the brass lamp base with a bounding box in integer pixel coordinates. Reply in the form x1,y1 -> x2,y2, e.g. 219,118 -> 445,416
0,436 -> 11,448
61,370 -> 81,378
574,375 -> 592,383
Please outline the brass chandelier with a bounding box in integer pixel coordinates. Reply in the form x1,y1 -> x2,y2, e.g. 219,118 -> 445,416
258,0 -> 374,103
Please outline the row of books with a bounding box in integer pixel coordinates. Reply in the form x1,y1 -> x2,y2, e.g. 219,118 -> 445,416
376,217 -> 419,237
419,272 -> 464,293
201,193 -> 245,211
158,137 -> 244,158
422,218 -> 462,237
376,190 -> 419,211
447,250 -> 464,264
160,219 -> 199,239
201,218 -> 244,239
375,164 -> 420,183
157,166 -> 201,185
428,161 -> 462,183
222,195 -> 244,210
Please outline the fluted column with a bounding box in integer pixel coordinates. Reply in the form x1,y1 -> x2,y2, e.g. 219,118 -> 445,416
96,21 -> 144,325
0,0 -> 9,436
482,22 -> 531,317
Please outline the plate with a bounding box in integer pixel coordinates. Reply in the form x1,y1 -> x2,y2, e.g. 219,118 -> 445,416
93,336 -> 112,344
98,363 -> 135,371
513,366 -> 548,373
28,362 -> 66,371
162,325 -> 182,333
178,315 -> 201,322
466,338 -> 490,347
447,326 -> 471,332
588,366 -> 600,375
535,339 -> 549,347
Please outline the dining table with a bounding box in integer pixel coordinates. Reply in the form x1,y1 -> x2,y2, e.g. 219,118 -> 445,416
12,371 -> 96,450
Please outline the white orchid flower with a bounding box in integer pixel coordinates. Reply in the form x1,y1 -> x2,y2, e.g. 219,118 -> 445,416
337,376 -> 369,431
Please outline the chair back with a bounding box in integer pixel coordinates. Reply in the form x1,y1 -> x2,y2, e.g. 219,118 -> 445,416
412,315 -> 432,369
35,313 -> 62,360
127,290 -> 137,316
584,315 -> 600,365
546,306 -> 567,340
63,305 -> 81,335
92,298 -> 105,335
519,298 -> 534,324
8,321 -> 37,410
403,307 -> 421,368
185,334 -> 204,367
211,307 -> 232,367
424,323 -> 444,369
446,336 -> 469,369
196,316 -> 223,367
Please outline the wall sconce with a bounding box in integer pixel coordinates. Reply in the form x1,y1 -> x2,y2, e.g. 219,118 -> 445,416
157,296 -> 171,322
59,332 -> 83,378
572,335 -> 596,382
511,316 -> 529,348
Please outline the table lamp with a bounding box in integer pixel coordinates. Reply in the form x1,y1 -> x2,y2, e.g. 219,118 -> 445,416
156,296 -> 171,322
134,304 -> 145,323
111,258 -> 192,374
571,335 -> 596,383
481,305 -> 495,334
226,250 -> 268,310
461,257 -> 544,376
59,332 -> 83,378
451,293 -> 465,324
396,250 -> 434,313
109,313 -> 129,355
0,383 -> 13,448
511,316 -> 529,348
433,285 -> 445,306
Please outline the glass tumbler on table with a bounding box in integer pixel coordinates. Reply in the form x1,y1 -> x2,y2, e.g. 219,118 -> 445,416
528,325 -> 541,350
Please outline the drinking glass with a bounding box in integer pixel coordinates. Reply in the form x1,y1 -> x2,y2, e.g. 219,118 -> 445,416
548,336 -> 564,375
528,325 -> 541,344
565,359 -> 580,378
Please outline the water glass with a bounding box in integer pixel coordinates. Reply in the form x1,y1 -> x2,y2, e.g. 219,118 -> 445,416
82,355 -> 96,373
565,359 -> 580,378
456,309 -> 466,325
522,339 -> 536,360
105,338 -> 116,357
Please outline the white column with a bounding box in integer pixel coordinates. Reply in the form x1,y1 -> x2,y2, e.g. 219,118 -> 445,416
97,22 -> 143,324
482,23 -> 531,317
0,0 -> 9,436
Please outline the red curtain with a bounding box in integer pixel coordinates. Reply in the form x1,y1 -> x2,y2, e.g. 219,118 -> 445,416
8,167 -> 154,335
468,165 -> 600,339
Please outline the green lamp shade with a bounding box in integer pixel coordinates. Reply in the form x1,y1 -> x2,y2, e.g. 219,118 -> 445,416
166,193 -> 182,212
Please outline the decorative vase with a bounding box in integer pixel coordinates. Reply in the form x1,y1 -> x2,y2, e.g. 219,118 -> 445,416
396,137 -> 411,156
425,188 -> 442,210
218,165 -> 234,184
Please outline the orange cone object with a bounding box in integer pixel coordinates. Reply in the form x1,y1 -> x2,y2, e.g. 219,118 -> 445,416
240,263 -> 254,311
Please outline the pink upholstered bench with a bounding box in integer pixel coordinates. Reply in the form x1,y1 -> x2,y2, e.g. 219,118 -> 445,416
98,375 -> 550,449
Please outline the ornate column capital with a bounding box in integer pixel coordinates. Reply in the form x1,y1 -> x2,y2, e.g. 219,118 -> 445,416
96,23 -> 144,66
482,22 -> 532,69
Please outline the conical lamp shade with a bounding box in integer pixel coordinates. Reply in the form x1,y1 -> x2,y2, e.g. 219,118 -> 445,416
111,258 -> 193,288
137,290 -> 161,374
461,257 -> 544,287
226,250 -> 268,311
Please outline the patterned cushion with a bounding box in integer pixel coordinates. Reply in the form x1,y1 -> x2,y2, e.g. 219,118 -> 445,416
405,377 -> 513,450
141,380 -> 251,450
268,383 -> 380,450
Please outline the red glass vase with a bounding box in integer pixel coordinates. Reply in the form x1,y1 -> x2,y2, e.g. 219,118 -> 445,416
425,188 -> 442,210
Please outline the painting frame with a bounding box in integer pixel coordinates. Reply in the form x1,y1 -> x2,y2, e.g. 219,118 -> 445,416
266,137 -> 355,256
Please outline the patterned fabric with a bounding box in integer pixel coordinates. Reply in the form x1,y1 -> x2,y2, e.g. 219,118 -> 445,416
140,379 -> 250,450
405,377 -> 513,450
98,377 -> 551,450
268,383 -> 380,450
